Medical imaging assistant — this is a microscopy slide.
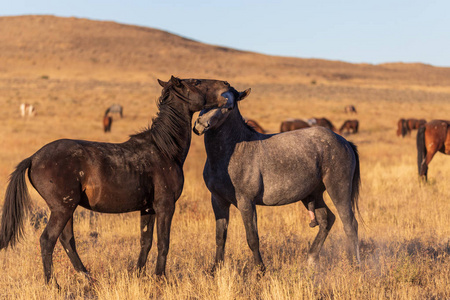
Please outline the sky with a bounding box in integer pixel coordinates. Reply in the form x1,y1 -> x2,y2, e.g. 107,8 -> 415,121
2,0 -> 450,67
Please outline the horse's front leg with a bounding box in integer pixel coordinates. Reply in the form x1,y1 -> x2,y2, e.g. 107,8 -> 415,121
136,209 -> 156,273
154,197 -> 175,276
211,195 -> 230,272
238,199 -> 265,273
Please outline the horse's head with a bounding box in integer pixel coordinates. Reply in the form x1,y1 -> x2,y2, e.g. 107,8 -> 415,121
193,88 -> 251,135
158,76 -> 242,112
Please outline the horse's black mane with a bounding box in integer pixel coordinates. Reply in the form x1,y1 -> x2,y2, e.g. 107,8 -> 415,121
131,83 -> 189,162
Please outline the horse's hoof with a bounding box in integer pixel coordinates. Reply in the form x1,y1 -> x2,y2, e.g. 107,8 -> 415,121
209,265 -> 217,277
84,272 -> 98,285
255,265 -> 266,280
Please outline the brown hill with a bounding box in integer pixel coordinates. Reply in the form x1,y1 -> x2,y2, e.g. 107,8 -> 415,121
2,15 -> 450,88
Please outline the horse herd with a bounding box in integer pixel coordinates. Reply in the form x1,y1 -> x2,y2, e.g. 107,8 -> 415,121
1,77 -> 447,287
247,116 -> 359,136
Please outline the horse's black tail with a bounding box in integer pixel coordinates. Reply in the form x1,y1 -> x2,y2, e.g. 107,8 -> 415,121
416,126 -> 427,180
349,142 -> 364,226
0,157 -> 33,250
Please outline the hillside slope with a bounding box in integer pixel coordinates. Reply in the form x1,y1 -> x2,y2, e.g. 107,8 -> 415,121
2,15 -> 450,88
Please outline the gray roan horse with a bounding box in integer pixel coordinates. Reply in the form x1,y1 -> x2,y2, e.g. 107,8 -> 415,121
0,76 -> 238,286
193,88 -> 361,273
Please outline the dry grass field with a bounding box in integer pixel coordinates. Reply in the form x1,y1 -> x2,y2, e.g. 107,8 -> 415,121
0,15 -> 449,299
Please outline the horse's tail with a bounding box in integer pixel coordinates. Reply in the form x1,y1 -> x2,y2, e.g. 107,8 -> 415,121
349,142 -> 364,226
0,157 -> 33,250
416,126 -> 427,179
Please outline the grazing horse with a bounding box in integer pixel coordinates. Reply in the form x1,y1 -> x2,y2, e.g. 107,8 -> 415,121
398,118 -> 426,137
397,118 -> 408,137
194,89 -> 361,273
0,76 -> 237,286
314,117 -> 337,132
339,120 -> 359,135
407,118 -> 426,131
245,119 -> 266,134
103,115 -> 113,133
20,103 -> 36,117
280,119 -> 310,132
105,104 -> 123,118
417,120 -> 450,181
345,105 -> 357,114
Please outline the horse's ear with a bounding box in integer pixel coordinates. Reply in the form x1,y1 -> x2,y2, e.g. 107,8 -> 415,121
170,76 -> 183,88
238,88 -> 251,101
157,79 -> 167,87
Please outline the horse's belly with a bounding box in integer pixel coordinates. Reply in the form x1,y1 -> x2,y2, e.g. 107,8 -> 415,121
80,186 -> 150,213
256,173 -> 320,206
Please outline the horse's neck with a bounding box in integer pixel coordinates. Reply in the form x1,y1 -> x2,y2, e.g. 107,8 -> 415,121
204,108 -> 251,160
135,95 -> 193,165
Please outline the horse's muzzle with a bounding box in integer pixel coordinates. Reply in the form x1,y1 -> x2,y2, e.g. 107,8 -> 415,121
193,121 -> 208,135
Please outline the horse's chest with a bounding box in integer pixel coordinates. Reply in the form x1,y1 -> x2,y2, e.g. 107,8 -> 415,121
204,163 -> 236,199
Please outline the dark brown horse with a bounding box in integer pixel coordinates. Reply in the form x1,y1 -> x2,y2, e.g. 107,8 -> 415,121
245,119 -> 266,134
339,120 -> 359,135
280,119 -> 310,132
417,120 -> 450,181
103,115 -> 112,133
0,76 -> 238,286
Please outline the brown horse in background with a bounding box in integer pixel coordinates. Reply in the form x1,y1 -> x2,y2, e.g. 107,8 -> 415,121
245,119 -> 266,134
339,120 -> 359,135
280,119 -> 310,132
417,120 -> 450,181
398,118 -> 426,137
103,115 -> 113,133
344,105 -> 357,114
315,117 -> 337,132
408,118 -> 426,131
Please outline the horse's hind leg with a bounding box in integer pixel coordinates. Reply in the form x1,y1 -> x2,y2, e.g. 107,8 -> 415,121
137,209 -> 156,273
305,194 -> 336,265
325,182 -> 360,263
40,209 -> 76,285
237,199 -> 265,273
59,216 -> 90,278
